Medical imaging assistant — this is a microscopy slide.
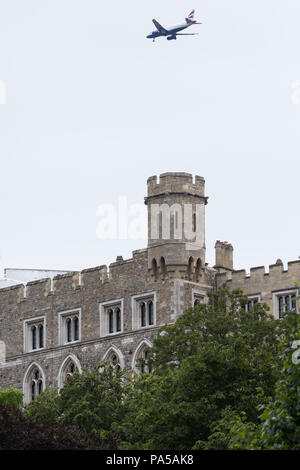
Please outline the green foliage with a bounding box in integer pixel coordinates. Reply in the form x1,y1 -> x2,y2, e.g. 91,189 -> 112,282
230,310 -> 300,450
0,386 -> 23,409
24,388 -> 60,424
23,363 -> 126,448
11,287 -> 292,450
115,288 -> 281,449
58,363 -> 126,447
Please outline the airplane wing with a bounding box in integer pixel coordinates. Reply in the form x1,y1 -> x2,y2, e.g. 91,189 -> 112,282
152,19 -> 168,34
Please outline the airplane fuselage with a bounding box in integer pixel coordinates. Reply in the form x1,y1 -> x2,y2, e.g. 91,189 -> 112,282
147,23 -> 190,40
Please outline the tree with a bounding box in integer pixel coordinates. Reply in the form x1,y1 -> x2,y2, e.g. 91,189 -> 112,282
229,310 -> 300,450
115,288 -> 282,449
25,363 -> 127,449
0,402 -> 94,450
24,388 -> 60,424
0,386 -> 23,409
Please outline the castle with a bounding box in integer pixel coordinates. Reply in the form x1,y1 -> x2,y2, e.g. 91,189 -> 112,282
0,172 -> 299,403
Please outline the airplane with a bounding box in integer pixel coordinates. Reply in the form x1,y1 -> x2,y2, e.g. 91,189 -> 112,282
146,10 -> 201,42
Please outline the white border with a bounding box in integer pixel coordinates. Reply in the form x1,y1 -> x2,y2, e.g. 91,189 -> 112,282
99,298 -> 124,337
131,291 -> 157,331
58,308 -> 82,345
23,315 -> 46,353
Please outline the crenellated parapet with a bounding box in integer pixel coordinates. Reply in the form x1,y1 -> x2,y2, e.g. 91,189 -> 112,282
0,249 -> 149,304
146,172 -> 206,200
216,260 -> 300,293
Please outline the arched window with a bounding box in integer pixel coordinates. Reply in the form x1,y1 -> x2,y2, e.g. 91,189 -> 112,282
31,326 -> 37,350
106,352 -> 121,371
140,302 -> 146,327
109,309 -> 114,334
187,257 -> 194,281
38,324 -> 44,348
132,340 -> 153,374
195,258 -> 202,282
65,361 -> 76,380
160,257 -> 166,279
116,308 -> 121,332
24,317 -> 46,352
148,301 -> 154,326
74,316 -> 79,341
151,258 -> 158,281
132,293 -> 156,330
102,346 -> 125,371
58,355 -> 82,389
58,309 -> 81,345
23,363 -> 45,404
67,318 -> 72,342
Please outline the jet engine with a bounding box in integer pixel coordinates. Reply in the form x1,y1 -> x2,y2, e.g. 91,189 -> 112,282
167,35 -> 177,40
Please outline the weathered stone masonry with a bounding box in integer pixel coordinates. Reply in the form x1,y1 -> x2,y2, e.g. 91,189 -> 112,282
0,172 -> 299,403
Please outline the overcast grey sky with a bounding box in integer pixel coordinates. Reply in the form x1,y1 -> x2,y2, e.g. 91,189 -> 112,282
0,0 -> 299,275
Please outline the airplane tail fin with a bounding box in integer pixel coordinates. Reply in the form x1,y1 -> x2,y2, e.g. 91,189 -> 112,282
185,10 -> 196,24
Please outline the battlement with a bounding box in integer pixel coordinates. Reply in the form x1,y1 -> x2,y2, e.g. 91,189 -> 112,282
216,260 -> 300,288
0,249 -> 149,300
147,173 -> 206,199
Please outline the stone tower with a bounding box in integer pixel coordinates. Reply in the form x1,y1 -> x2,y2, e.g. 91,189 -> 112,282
145,172 -> 208,280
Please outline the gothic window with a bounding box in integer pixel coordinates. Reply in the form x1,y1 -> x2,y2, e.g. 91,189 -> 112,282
24,363 -> 45,404
30,368 -> 43,401
38,324 -> 44,348
187,257 -> 194,281
116,308 -> 121,332
133,341 -> 154,374
273,289 -> 298,319
151,258 -> 158,281
109,309 -> 114,334
106,306 -> 122,334
103,346 -> 125,370
132,293 -> 156,330
140,302 -> 146,327
32,326 -> 37,350
62,361 -> 77,382
24,317 -> 46,352
99,300 -> 124,337
58,355 -> 82,388
160,257 -> 166,279
148,301 -> 154,326
105,352 -> 121,370
195,258 -> 202,282
58,309 -> 81,345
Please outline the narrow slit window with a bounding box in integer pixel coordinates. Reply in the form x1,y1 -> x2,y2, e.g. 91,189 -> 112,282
32,326 -> 37,350
141,302 -> 146,327
38,324 -> 44,349
148,301 -> 154,326
74,317 -> 79,341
